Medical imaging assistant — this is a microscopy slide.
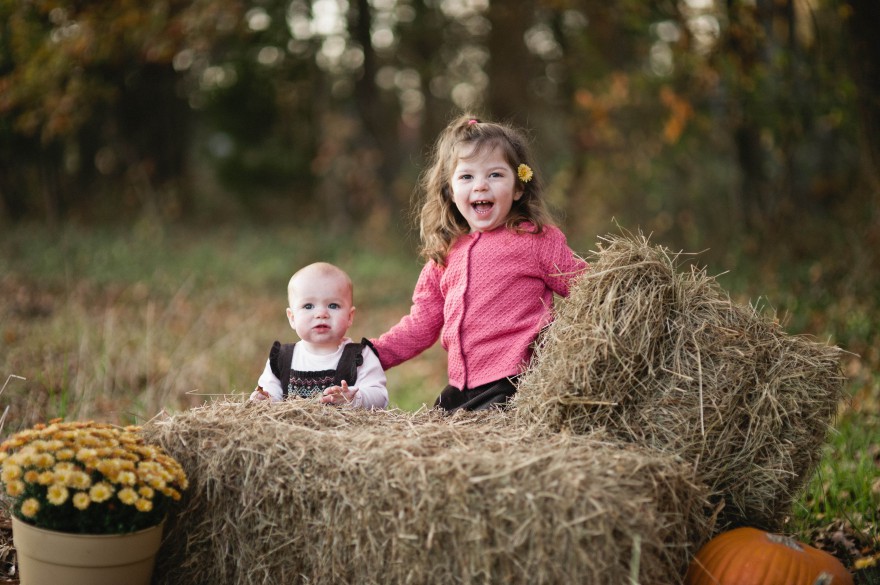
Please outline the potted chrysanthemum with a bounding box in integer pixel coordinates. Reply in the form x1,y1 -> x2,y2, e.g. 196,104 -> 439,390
0,419 -> 188,585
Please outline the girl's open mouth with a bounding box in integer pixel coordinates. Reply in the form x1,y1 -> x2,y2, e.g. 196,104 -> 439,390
473,200 -> 494,215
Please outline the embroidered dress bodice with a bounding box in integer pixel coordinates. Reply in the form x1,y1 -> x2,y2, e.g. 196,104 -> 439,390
285,367 -> 337,399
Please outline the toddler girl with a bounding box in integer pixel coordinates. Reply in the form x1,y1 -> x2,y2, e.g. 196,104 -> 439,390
371,115 -> 588,411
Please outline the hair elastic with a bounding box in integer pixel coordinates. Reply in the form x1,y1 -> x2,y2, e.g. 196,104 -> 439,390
467,119 -> 478,125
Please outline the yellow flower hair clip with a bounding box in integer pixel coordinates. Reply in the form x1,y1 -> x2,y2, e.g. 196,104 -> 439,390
517,164 -> 533,183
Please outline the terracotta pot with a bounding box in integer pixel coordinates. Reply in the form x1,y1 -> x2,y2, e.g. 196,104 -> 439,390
12,516 -> 164,585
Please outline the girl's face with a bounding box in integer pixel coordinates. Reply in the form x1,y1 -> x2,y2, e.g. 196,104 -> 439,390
450,144 -> 523,233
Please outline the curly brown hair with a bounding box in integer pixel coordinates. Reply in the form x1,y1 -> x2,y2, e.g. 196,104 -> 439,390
416,114 -> 556,265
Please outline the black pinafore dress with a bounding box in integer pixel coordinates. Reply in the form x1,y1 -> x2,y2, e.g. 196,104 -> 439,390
267,339 -> 374,399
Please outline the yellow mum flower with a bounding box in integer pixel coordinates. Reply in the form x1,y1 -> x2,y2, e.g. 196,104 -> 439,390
78,434 -> 101,449
148,475 -> 167,491
72,492 -> 91,510
135,498 -> 153,513
76,448 -> 98,462
96,458 -> 122,477
517,163 -> 533,183
5,436 -> 26,448
163,487 -> 182,501
52,467 -> 73,486
37,471 -> 55,485
139,486 -> 155,499
55,448 -> 75,461
117,470 -> 137,486
140,445 -> 160,459
29,440 -> 49,452
46,439 -> 65,451
34,452 -> 55,469
18,450 -> 35,467
89,482 -> 114,503
125,431 -> 144,442
47,483 -> 69,506
70,471 -> 92,490
5,480 -> 25,497
1,464 -> 22,482
20,498 -> 40,518
57,430 -> 76,442
118,487 -> 138,506
23,470 -> 39,483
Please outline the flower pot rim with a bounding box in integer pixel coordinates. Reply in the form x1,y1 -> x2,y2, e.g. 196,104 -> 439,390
11,514 -> 165,537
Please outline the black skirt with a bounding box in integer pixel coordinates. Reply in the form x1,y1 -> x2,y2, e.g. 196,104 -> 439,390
434,377 -> 518,413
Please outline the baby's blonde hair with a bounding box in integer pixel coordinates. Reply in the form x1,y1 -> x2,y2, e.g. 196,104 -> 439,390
287,262 -> 353,307
416,114 -> 555,265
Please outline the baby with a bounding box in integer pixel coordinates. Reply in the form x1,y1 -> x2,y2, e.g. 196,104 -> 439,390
250,262 -> 388,409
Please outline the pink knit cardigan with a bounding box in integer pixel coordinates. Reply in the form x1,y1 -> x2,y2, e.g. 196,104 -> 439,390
371,224 -> 587,390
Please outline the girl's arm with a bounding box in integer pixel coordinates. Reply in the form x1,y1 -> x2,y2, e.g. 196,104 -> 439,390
370,262 -> 445,369
536,227 -> 589,296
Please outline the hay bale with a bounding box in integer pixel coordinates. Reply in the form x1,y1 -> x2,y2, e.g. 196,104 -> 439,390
514,233 -> 846,530
144,400 -> 710,585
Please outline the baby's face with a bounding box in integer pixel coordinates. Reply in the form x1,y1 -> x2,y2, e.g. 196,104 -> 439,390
286,272 -> 354,354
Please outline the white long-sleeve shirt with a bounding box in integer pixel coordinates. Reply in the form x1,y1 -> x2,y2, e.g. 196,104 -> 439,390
251,337 -> 388,409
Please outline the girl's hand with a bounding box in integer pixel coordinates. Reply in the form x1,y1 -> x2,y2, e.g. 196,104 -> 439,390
321,380 -> 359,405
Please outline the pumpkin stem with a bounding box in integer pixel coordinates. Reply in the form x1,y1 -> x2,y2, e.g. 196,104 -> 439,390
765,532 -> 805,552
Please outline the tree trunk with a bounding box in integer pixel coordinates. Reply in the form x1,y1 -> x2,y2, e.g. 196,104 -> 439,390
845,0 -> 880,258
487,3 -> 534,123
724,0 -> 776,231
350,0 -> 398,214
847,0 -> 880,183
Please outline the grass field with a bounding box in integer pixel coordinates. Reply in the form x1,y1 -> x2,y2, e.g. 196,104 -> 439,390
0,221 -> 447,423
1,221 -> 878,577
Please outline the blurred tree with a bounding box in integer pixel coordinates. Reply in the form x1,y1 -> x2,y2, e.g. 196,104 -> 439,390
195,0 -> 320,215
0,0 -> 871,265
710,0 -> 858,233
541,0 -> 865,257
703,0 -> 863,250
846,0 -> 880,186
487,2 -> 536,122
350,0 -> 401,210
843,0 -> 880,268
0,0 -> 247,223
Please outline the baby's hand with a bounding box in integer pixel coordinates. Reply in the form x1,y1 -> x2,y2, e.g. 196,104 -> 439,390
321,380 -> 359,405
250,386 -> 271,401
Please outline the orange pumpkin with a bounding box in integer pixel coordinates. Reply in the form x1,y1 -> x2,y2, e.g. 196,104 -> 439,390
685,527 -> 854,585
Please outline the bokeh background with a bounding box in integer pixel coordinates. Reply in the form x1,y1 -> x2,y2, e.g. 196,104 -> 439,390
2,0 -> 878,431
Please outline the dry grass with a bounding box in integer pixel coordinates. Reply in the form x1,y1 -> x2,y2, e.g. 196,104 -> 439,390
0,226 -> 444,427
144,400 -> 711,585
514,233 -> 846,530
